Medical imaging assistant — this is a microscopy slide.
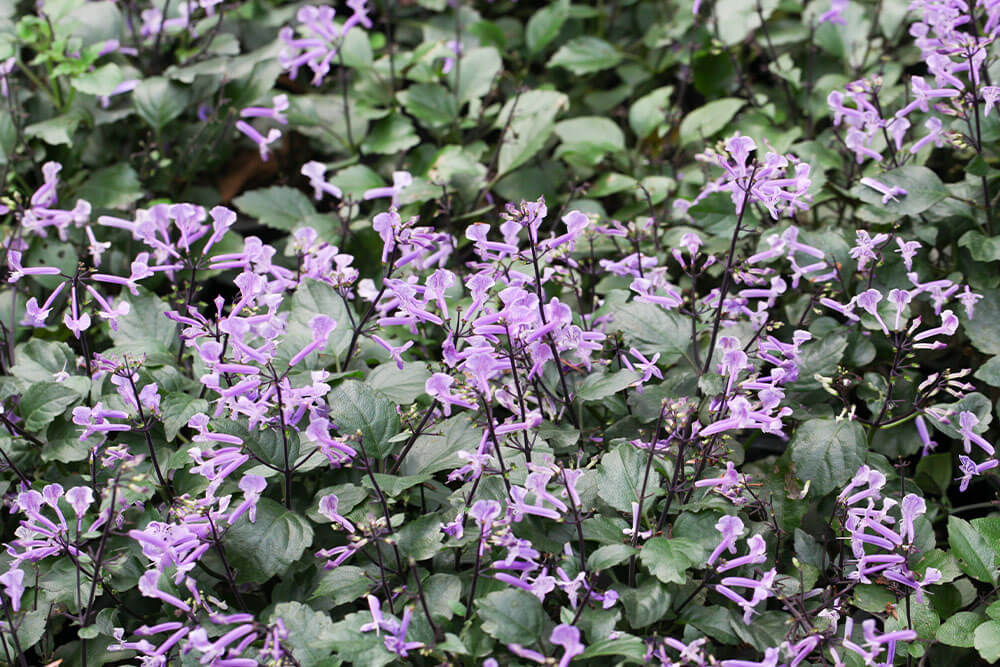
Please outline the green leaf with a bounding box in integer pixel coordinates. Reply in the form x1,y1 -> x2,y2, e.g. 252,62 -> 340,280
937,611 -> 983,648
630,86 -> 674,140
70,62 -> 123,96
397,514 -> 443,561
160,393 -> 207,441
639,537 -> 702,584
2,608 -> 47,655
399,414 -> 479,477
424,573 -> 462,621
609,301 -> 690,368
133,76 -> 190,131
788,418 -> 867,497
914,453 -> 951,496
449,46 -> 501,104
211,419 -> 299,470
367,362 -> 430,405
554,116 -> 626,155
76,163 -> 143,209
362,115 -> 420,155
976,620 -> 1000,663
495,89 -> 568,176
587,544 -> 638,571
679,98 -> 745,146
963,291 -> 1000,355
948,515 -> 998,584
580,635 -> 647,661
10,339 -> 78,383
20,382 -> 80,433
326,381 -> 400,459
715,0 -> 778,45
959,230 -> 1000,263
589,173 -> 638,198
548,36 -> 622,75
477,589 -> 545,645
327,611 -> 395,667
311,566 -> 374,605
340,26 -> 373,69
974,356 -> 1000,387
852,166 -> 948,216
577,369 -> 642,402
526,0 -> 569,54
398,83 -> 457,128
25,112 -> 82,146
224,498 -> 314,582
620,579 -> 671,628
108,289 -> 177,364
597,442 -> 659,513
270,602 -> 337,667
233,186 -> 331,233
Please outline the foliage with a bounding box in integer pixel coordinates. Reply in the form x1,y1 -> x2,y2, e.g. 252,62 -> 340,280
0,0 -> 997,665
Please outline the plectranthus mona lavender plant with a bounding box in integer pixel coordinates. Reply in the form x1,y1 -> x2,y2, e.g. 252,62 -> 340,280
1,0 -> 1000,664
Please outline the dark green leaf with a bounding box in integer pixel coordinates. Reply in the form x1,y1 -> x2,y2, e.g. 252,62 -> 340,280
362,115 -> 420,155
312,566 -> 374,605
399,414 -> 479,477
233,186 -> 332,234
327,381 -> 400,459
75,164 -> 143,209
477,589 -> 545,645
937,611 -> 983,648
397,514 -> 443,561
71,62 -> 123,96
327,611 -> 395,666
639,537 -> 702,584
609,301 -> 691,368
577,369 -> 641,402
225,498 -> 314,582
948,515 -> 998,584
630,86 -> 674,140
679,98 -> 745,146
620,579 -> 671,628
269,602 -> 337,667
398,83 -> 457,128
20,382 -> 79,433
788,418 -> 866,496
160,393 -> 207,441
495,90 -> 568,175
548,36 -> 621,75
579,635 -> 646,661
587,544 -> 637,571
526,0 -> 569,54
133,77 -> 190,131
597,442 -> 659,513
975,620 -> 1000,662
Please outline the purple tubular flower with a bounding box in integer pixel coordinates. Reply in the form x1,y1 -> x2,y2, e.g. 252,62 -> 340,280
318,493 -> 355,532
818,0 -> 848,25
227,474 -> 267,525
137,571 -> 191,612
364,171 -> 412,208
860,177 -> 906,204
235,120 -> 281,161
720,646 -> 780,667
550,624 -> 585,667
0,568 -> 25,611
708,515 -> 745,566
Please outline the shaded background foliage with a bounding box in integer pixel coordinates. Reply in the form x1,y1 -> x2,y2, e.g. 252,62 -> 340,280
0,0 -> 998,665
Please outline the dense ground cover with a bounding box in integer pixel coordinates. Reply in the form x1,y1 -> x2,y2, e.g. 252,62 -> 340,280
0,0 -> 999,664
